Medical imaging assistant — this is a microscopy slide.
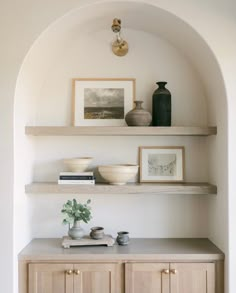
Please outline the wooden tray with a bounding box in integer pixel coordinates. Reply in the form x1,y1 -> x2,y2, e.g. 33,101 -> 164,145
62,235 -> 115,248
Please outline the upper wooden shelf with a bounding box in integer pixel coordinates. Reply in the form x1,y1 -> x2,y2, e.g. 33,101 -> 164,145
25,182 -> 217,195
25,126 -> 217,136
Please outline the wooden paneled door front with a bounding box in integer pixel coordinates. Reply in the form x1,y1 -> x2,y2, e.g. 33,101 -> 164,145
29,263 -> 74,293
73,263 -> 119,293
125,263 -> 169,293
170,263 -> 215,293
125,262 -> 215,293
29,263 -> 121,293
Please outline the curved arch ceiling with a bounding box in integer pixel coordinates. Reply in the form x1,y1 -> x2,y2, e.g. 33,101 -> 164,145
23,0 -> 225,108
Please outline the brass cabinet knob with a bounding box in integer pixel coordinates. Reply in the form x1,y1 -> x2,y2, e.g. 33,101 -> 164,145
66,269 -> 73,275
170,269 -> 177,274
74,269 -> 80,275
162,269 -> 169,274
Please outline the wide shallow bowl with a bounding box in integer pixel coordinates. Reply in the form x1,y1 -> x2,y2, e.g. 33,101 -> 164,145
98,164 -> 139,185
63,157 -> 93,172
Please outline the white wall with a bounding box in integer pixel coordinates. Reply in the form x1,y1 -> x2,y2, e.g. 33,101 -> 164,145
16,24 -> 209,238
0,0 -> 234,292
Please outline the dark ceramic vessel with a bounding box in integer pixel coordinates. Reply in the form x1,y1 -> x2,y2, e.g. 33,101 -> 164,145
152,81 -> 171,126
90,226 -> 104,240
116,231 -> 130,245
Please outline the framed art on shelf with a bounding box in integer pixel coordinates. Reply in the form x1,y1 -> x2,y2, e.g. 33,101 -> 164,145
72,78 -> 135,126
139,146 -> 185,182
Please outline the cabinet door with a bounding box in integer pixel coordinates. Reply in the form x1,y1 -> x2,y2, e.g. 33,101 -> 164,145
73,263 -> 120,293
170,263 -> 215,293
125,263 -> 169,293
29,263 -> 73,293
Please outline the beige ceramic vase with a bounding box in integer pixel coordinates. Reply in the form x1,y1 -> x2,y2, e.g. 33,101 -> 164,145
125,100 -> 152,126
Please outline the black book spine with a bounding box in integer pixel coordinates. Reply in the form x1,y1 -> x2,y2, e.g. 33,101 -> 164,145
59,175 -> 94,180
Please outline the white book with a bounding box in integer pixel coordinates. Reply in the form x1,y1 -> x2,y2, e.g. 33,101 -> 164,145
60,171 -> 94,176
58,179 -> 95,185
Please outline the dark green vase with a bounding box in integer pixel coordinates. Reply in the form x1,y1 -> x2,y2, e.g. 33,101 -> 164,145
152,81 -> 171,126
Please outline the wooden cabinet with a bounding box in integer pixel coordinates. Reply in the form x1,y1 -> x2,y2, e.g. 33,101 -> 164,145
125,262 -> 215,293
28,263 -> 120,293
27,261 -> 217,293
18,238 -> 224,293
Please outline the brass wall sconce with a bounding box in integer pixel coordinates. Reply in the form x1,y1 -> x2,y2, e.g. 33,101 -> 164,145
111,18 -> 128,57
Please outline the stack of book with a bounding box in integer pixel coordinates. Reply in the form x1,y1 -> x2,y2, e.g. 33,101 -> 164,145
58,172 -> 95,185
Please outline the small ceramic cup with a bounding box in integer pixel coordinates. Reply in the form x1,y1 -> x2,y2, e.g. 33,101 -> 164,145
116,231 -> 130,245
90,226 -> 104,240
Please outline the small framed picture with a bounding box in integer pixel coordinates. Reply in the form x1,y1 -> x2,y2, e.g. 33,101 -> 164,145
139,146 -> 185,182
72,78 -> 135,126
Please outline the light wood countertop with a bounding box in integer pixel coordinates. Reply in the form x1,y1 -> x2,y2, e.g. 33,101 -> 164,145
18,238 -> 224,262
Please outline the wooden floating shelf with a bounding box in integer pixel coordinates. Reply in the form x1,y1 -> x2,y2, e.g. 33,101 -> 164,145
25,126 -> 217,136
25,182 -> 217,195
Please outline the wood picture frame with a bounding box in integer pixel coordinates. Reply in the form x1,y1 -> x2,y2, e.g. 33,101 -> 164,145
72,78 -> 135,126
139,146 -> 185,182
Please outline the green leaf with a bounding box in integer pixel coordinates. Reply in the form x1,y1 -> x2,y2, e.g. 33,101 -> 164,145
62,219 -> 68,225
61,198 -> 92,224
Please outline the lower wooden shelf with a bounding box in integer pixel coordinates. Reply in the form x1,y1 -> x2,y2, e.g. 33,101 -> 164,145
25,182 -> 217,195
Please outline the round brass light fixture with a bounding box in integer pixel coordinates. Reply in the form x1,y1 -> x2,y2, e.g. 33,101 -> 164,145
112,39 -> 129,57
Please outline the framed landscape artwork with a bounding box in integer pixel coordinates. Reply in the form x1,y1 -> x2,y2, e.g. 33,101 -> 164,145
139,146 -> 185,182
72,78 -> 135,126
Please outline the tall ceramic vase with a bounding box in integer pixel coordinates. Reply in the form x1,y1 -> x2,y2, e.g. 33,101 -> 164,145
68,220 -> 84,239
152,81 -> 171,126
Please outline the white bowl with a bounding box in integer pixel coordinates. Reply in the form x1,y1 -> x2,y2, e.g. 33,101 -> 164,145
98,164 -> 139,185
63,157 -> 93,172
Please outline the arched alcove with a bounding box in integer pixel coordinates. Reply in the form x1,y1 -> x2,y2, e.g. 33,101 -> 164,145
14,0 -> 228,291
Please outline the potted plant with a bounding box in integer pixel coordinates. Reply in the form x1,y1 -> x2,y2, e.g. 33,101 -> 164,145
61,198 -> 92,239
